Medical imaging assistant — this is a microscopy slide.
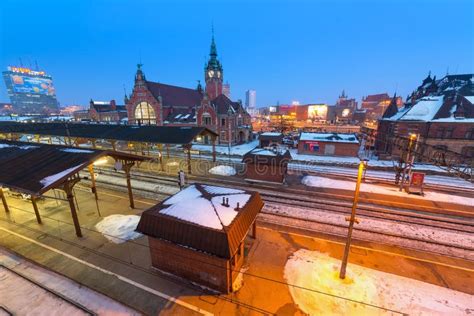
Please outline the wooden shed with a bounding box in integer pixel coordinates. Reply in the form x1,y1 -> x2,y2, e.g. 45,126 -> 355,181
242,148 -> 292,184
136,184 -> 264,293
258,132 -> 284,148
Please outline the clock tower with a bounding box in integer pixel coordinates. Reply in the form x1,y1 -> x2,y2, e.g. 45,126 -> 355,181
205,31 -> 223,100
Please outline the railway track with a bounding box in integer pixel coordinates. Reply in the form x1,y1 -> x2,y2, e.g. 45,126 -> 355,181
80,168 -> 474,257
134,150 -> 474,194
91,165 -> 474,219
0,265 -> 96,315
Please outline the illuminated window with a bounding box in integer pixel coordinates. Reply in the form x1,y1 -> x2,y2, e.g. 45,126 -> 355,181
134,102 -> 156,124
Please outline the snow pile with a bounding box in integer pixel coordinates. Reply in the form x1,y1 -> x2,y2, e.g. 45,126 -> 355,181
301,175 -> 474,206
95,215 -> 143,244
40,164 -> 83,188
209,165 -> 237,176
60,148 -> 95,153
192,140 -> 258,156
284,249 -> 474,315
160,185 -> 250,229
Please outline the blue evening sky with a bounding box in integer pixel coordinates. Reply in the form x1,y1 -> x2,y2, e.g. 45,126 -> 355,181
0,0 -> 473,107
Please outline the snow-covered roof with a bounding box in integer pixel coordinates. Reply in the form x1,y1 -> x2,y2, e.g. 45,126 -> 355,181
136,183 -> 264,258
299,132 -> 358,144
465,96 -> 474,104
160,185 -> 250,230
399,96 -> 444,121
260,132 -> 283,137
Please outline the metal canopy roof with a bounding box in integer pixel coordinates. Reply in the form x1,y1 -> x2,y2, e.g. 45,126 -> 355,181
0,140 -> 146,195
0,122 -> 217,145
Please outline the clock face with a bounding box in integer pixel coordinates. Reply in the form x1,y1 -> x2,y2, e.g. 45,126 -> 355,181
208,70 -> 215,77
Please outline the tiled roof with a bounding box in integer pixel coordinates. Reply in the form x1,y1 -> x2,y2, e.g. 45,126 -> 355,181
146,81 -> 202,108
363,93 -> 390,103
211,94 -> 242,115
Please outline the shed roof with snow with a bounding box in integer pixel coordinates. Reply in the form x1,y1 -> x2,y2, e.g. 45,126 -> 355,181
299,132 -> 359,144
259,132 -> 284,142
242,147 -> 292,165
0,140 -> 146,195
136,184 -> 264,259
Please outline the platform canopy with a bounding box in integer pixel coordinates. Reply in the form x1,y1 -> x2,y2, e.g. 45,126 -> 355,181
0,140 -> 145,195
0,122 -> 218,145
136,183 -> 264,259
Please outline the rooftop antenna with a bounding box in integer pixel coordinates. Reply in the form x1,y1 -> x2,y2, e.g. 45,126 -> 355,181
35,60 -> 39,71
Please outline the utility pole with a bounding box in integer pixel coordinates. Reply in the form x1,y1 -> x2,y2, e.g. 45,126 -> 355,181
339,160 -> 366,279
228,107 -> 232,162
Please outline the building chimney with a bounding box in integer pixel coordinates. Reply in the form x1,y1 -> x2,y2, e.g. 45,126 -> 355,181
110,99 -> 116,110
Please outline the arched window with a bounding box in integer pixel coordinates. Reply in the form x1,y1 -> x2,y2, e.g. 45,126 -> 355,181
134,102 -> 156,125
202,112 -> 212,126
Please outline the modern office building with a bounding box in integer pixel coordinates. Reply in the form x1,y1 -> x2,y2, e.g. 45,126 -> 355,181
2,66 -> 59,114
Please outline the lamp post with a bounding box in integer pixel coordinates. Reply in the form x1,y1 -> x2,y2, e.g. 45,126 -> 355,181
339,160 -> 366,279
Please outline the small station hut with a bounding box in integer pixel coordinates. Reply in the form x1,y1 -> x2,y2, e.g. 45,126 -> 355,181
136,183 -> 264,293
242,147 -> 292,184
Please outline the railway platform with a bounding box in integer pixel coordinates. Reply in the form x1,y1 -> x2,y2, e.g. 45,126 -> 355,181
0,185 -> 472,315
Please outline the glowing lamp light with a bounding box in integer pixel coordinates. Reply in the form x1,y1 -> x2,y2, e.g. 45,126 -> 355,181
409,133 -> 417,140
93,157 -> 109,166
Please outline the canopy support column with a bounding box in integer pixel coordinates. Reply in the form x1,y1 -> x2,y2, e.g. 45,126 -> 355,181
166,144 -> 170,159
158,144 -> 164,171
62,177 -> 82,237
0,188 -> 9,213
31,196 -> 42,224
184,144 -> 192,174
212,135 -> 217,162
88,164 -> 101,217
123,161 -> 135,209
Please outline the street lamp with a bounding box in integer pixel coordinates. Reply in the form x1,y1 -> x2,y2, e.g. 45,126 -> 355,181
339,160 -> 366,279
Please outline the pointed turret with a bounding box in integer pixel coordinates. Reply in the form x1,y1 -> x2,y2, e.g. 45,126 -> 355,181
382,93 -> 399,119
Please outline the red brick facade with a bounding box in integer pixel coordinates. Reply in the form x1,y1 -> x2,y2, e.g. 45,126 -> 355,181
298,140 -> 360,157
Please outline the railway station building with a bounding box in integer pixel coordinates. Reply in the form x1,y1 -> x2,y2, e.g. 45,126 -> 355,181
125,33 -> 252,145
136,184 -> 264,293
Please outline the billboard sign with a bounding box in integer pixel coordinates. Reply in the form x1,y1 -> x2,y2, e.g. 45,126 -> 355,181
9,74 -> 56,96
308,105 -> 328,120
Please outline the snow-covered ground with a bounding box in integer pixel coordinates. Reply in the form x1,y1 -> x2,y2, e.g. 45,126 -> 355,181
0,248 -> 139,315
284,249 -> 474,315
95,215 -> 143,244
266,202 -> 474,252
208,165 -> 237,176
302,175 -> 474,206
293,165 -> 474,189
192,140 -> 258,156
